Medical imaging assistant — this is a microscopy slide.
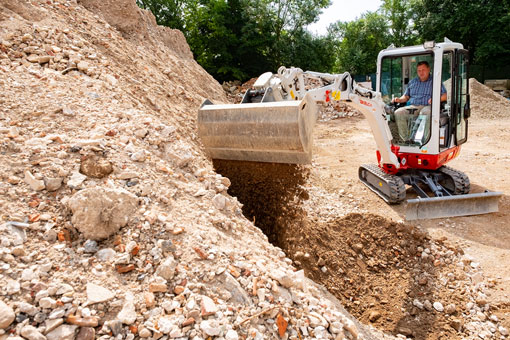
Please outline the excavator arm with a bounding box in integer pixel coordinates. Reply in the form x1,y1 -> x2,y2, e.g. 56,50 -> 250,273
198,67 -> 399,168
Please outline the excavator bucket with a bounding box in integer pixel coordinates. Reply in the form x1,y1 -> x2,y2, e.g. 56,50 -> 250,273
197,95 -> 317,164
405,191 -> 503,220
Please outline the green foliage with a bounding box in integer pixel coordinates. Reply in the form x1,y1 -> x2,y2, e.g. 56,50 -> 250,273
136,0 -> 510,81
411,0 -> 510,67
279,29 -> 336,72
136,0 -> 332,81
381,0 -> 418,46
328,12 -> 391,75
136,0 -> 185,30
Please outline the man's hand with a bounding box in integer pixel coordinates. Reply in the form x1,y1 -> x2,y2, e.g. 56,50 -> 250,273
393,95 -> 409,104
428,98 -> 432,104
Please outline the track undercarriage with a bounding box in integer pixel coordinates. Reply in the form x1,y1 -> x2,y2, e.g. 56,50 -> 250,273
359,164 -> 502,220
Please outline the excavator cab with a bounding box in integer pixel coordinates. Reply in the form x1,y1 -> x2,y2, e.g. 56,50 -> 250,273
377,41 -> 471,154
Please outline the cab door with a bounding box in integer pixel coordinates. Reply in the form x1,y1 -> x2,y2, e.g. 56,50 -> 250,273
453,50 -> 470,145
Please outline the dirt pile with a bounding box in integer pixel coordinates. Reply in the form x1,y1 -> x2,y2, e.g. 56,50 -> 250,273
279,213 -> 502,340
0,1 -> 403,340
469,78 -> 510,119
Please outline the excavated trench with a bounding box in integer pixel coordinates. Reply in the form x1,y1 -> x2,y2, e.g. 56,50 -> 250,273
214,159 -> 472,340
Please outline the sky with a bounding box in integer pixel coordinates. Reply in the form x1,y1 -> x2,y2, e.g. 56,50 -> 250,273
307,0 -> 383,36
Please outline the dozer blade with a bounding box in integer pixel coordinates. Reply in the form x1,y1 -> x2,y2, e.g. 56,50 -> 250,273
197,95 -> 317,164
405,191 -> 503,220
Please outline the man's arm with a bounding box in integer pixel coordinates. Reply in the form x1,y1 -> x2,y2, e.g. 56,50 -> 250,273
394,95 -> 410,103
440,83 -> 447,102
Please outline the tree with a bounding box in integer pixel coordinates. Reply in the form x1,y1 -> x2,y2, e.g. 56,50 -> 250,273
411,0 -> 510,67
279,29 -> 336,72
380,0 -> 418,46
136,0 -> 337,81
136,0 -> 185,30
328,12 -> 391,75
252,0 -> 331,69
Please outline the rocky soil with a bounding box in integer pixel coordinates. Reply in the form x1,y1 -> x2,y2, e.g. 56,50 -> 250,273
0,1 -> 509,340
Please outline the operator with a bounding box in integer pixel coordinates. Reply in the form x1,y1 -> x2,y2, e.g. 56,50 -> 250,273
392,61 -> 447,142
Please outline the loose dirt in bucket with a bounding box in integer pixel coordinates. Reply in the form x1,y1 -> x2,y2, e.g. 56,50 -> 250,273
214,160 -> 491,340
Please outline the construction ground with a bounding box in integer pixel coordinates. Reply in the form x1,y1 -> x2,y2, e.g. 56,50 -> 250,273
0,1 -> 509,340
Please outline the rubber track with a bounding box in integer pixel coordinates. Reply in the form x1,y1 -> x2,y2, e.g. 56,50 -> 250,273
438,166 -> 470,195
359,164 -> 406,204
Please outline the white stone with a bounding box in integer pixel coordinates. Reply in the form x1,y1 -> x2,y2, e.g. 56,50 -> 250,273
413,299 -> 424,309
68,187 -> 138,240
24,170 -> 45,191
270,269 -> 294,288
314,326 -> 328,338
39,297 -> 57,309
118,293 -> 137,325
6,279 -> 20,295
225,329 -> 239,340
48,308 -> 66,319
77,61 -> 89,72
18,302 -> 38,316
499,326 -> 508,336
44,318 -> 64,334
201,295 -> 218,316
131,150 -> 147,162
21,268 -> 39,281
138,328 -> 151,338
86,283 -> 115,304
117,172 -> 138,180
0,300 -> 15,329
21,325 -> 46,340
45,324 -> 78,340
308,311 -> 328,328
96,248 -> 116,261
200,320 -> 221,336
433,301 -> 444,312
157,316 -> 173,334
56,283 -> 74,295
156,256 -> 176,280
67,171 -> 86,188
212,194 -> 227,210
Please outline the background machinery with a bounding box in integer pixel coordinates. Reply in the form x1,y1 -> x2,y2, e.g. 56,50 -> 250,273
197,40 -> 502,220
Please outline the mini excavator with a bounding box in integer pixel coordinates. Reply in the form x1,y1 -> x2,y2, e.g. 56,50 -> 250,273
197,39 -> 502,220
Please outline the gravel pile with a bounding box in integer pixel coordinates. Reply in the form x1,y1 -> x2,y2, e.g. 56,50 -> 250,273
0,1 -> 397,339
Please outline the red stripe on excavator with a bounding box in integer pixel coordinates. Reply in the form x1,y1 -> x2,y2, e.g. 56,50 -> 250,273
378,145 -> 462,174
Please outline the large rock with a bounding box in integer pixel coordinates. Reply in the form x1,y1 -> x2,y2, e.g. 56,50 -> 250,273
0,300 -> 15,329
86,283 -> 115,305
155,256 -> 176,280
117,293 -> 136,325
80,154 -> 113,178
68,187 -> 138,240
45,325 -> 78,340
